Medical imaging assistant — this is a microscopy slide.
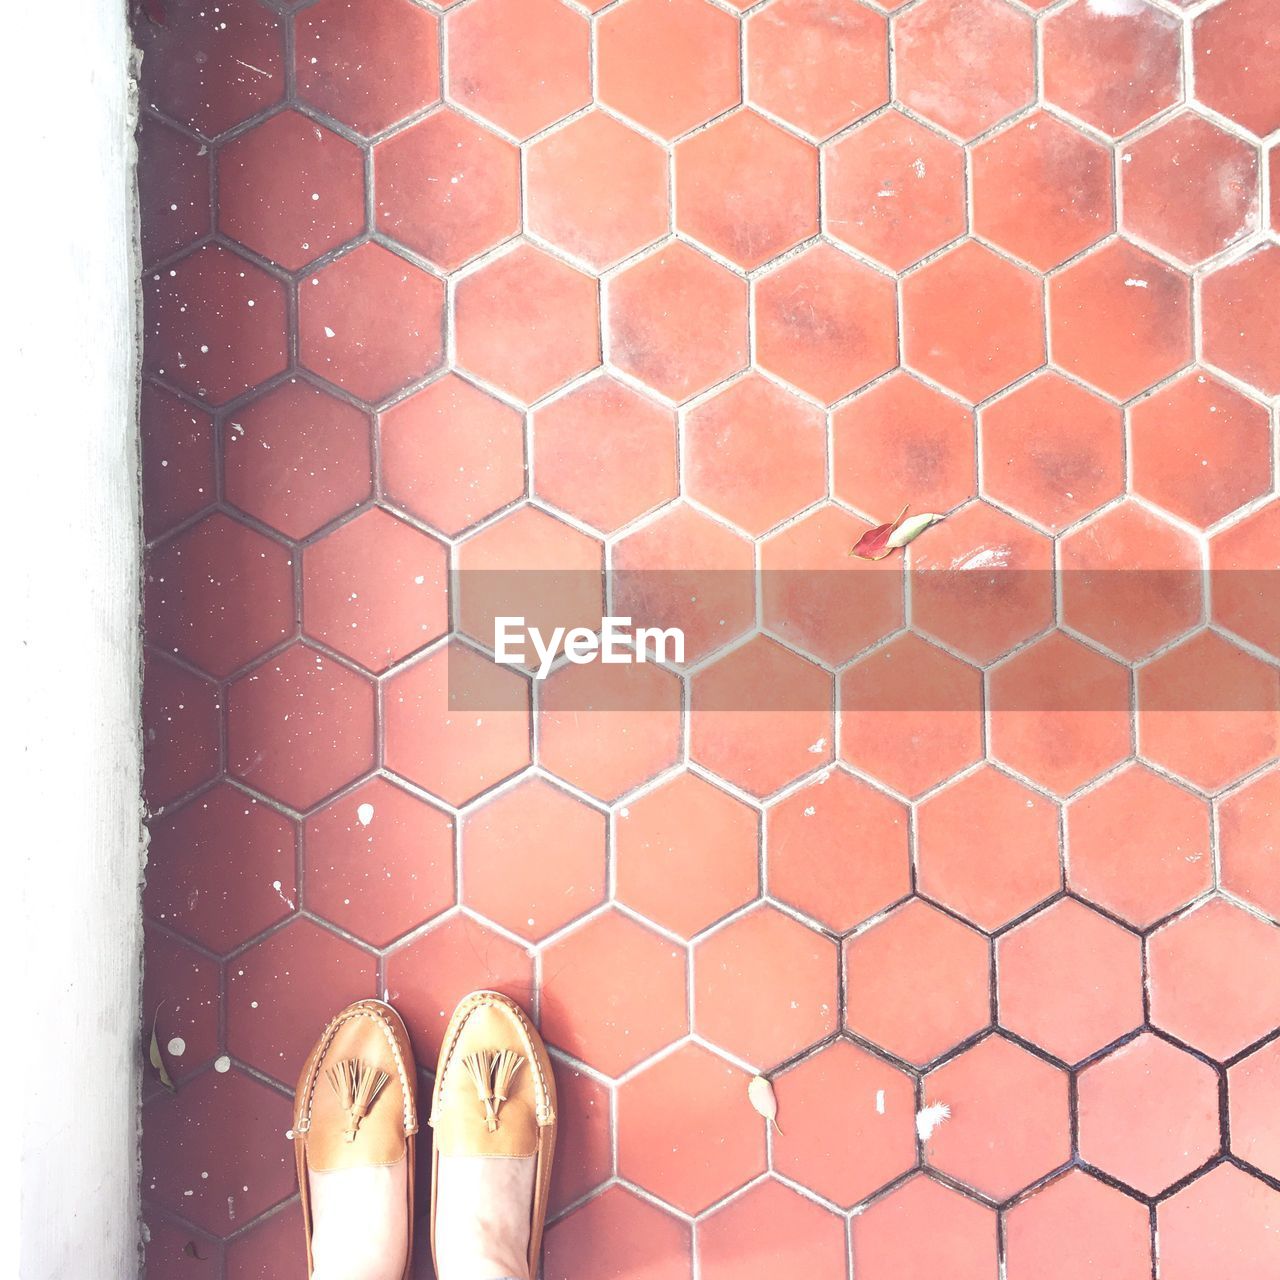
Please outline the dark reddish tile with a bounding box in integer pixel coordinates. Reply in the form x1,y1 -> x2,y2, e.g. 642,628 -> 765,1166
1202,242 -> 1280,395
998,899 -> 1143,1064
295,0 -> 440,136
299,242 -> 444,404
224,1202 -> 304,1279
746,0 -> 888,139
461,776 -> 606,941
1067,764 -> 1211,927
303,776 -> 455,947
143,1216 -> 222,1278
845,898 -> 992,1066
1212,500 -> 1280,658
1229,1038 -> 1280,1181
1043,0 -> 1182,138
445,0 -> 590,140
824,110 -> 966,271
455,243 -> 599,404
144,245 -> 288,404
140,383 -> 215,541
301,508 -> 447,672
227,643 -> 376,811
541,910 -> 688,1076
903,241 -> 1045,403
690,636 -> 833,798
533,377 -> 676,532
1219,769 -> 1280,918
544,1186 -> 691,1280
1138,631 -> 1280,792
597,0 -> 741,141
548,1063 -> 612,1214
527,111 -> 668,269
373,109 -> 520,271
137,114 -> 211,265
383,642 -> 531,806
1193,0 -> 1280,137
143,653 -> 220,811
754,243 -> 897,405
894,0 -> 1033,141
840,633 -> 983,798
1149,896 -> 1280,1059
773,1040 -> 916,1206
616,1043 -> 764,1214
1050,240 -> 1191,401
676,110 -> 818,270
699,1178 -> 847,1280
606,241 -> 748,403
1122,113 -> 1260,265
146,512 -> 293,679
1157,1164 -> 1280,1280
972,112 -> 1113,271
143,927 -> 220,1084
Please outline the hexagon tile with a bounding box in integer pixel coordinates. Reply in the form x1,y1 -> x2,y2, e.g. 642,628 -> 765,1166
136,0 -> 1280,1276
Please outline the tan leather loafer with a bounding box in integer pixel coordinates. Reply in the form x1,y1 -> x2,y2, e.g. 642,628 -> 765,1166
292,1000 -> 419,1279
429,991 -> 558,1280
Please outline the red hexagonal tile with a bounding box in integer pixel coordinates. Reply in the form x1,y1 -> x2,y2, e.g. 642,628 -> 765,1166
1078,1033 -> 1220,1195
461,776 -> 606,941
295,0 -> 440,135
227,918 -> 375,1081
455,243 -> 599,404
218,110 -> 363,270
532,377 -> 676,533
676,110 -> 818,270
1138,630 -> 1280,792
137,114 -> 211,266
224,379 -> 372,539
227,644 -> 376,811
894,0 -> 1032,140
224,1202 -> 304,1279
299,242 -> 444,404
1220,768 -> 1280,918
1212,500 -> 1280,659
616,772 -> 759,939
754,243 -> 897,405
373,109 -> 520,271
1150,896 -> 1280,1059
548,1063 -> 613,1214
143,927 -> 220,1084
1159,1164 -> 1280,1280
1050,240 -> 1191,401
137,0 -> 283,138
143,653 -> 220,811
1004,1170 -> 1152,1280
1067,764 -> 1211,927
973,112 -> 1113,271
446,0 -> 589,140
383,642 -> 531,806
380,374 -> 524,537
980,373 -> 1123,532
1122,113 -> 1259,265
1059,501 -> 1203,660
746,0 -> 888,139
597,0 -> 741,141
988,631 -> 1131,796
824,109 -> 966,271
903,241 -> 1045,403
686,376 -> 825,535
1043,0 -> 1181,138
544,1185 -> 692,1280
606,241 -> 748,403
699,1178 -> 847,1280
617,1043 -> 765,1214
146,512 -> 293,679
690,636 -> 833,798
851,1176 -> 998,1280
839,633 -> 983,798
527,111 -> 668,270
923,1035 -> 1070,1200
845,898 -> 992,1066
1202,242 -> 1280,396
144,245 -> 288,404
143,1217 -> 221,1277
998,899 -> 1143,1064
541,910 -> 688,1076
303,777 -> 455,947
768,770 -> 909,932
772,1040 -> 916,1206
142,1070 -> 294,1233
1194,0 -> 1280,137
1229,1038 -> 1280,1181
140,383 -> 215,541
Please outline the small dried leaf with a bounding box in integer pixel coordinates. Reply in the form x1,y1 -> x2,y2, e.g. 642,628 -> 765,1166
886,512 -> 945,551
149,1013 -> 176,1094
748,1074 -> 783,1135
849,504 -> 909,561
915,1101 -> 950,1141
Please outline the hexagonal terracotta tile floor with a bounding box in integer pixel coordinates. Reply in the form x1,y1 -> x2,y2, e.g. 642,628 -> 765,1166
136,0 -> 1280,1273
